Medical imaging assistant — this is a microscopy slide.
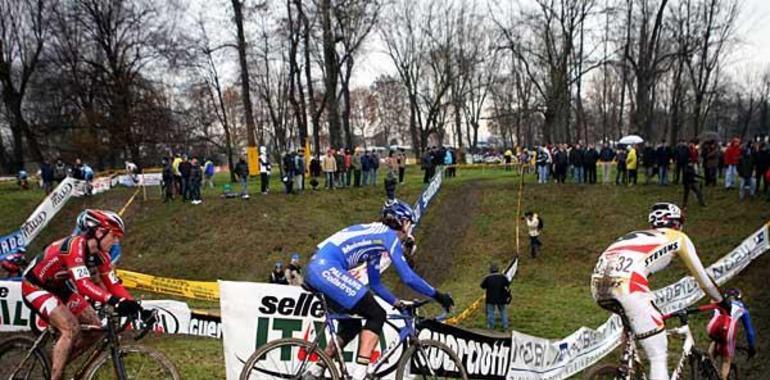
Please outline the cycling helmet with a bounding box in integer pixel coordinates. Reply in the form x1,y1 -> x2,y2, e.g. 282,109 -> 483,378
381,199 -> 415,230
78,209 -> 126,238
724,288 -> 742,301
648,202 -> 684,229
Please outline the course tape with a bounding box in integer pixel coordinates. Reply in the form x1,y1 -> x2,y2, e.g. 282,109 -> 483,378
117,269 -> 220,301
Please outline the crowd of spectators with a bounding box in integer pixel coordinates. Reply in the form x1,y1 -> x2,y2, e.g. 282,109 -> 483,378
161,154 -> 215,204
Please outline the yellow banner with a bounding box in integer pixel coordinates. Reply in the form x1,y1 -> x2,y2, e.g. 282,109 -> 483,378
246,146 -> 259,176
117,269 -> 219,301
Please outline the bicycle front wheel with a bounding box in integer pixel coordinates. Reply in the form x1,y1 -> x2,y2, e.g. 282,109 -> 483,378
0,334 -> 50,380
82,345 -> 181,380
395,339 -> 468,380
239,338 -> 339,380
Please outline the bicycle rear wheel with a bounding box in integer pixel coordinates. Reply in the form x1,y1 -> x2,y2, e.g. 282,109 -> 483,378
82,345 -> 180,380
0,334 -> 50,380
239,337 -> 339,380
395,339 -> 468,380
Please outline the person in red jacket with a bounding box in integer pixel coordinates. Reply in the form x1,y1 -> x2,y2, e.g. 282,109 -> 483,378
22,210 -> 141,380
724,138 -> 742,189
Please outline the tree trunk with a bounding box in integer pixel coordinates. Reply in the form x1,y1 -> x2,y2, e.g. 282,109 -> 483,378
321,0 -> 341,149
231,0 -> 258,148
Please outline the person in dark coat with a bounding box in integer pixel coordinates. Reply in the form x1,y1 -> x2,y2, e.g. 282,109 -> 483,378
480,263 -> 510,331
754,142 -> 769,194
40,160 -> 54,194
282,152 -> 295,194
683,163 -> 706,208
583,144 -> 599,184
421,148 -> 434,184
642,145 -> 656,184
178,156 -> 192,201
568,144 -> 584,183
189,158 -> 203,204
673,140 -> 689,184
235,157 -> 250,199
554,145 -> 569,183
161,157 -> 174,202
656,142 -> 672,185
738,145 -> 756,200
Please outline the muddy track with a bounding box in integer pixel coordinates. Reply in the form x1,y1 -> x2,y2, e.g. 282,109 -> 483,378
394,180 -> 483,296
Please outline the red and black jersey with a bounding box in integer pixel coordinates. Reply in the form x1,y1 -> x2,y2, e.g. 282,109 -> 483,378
24,235 -> 131,304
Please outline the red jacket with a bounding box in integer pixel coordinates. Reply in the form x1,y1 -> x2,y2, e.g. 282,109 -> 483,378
724,144 -> 741,166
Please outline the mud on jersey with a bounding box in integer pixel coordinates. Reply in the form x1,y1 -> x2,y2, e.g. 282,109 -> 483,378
591,228 -> 721,301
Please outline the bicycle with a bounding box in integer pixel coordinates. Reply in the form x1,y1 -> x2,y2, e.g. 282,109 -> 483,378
0,306 -> 181,380
586,306 -> 737,380
239,294 -> 468,380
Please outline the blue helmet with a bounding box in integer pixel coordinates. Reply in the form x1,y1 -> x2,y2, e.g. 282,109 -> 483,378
381,199 -> 415,230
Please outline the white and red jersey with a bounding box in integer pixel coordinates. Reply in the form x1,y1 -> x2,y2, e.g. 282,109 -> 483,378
591,228 -> 721,301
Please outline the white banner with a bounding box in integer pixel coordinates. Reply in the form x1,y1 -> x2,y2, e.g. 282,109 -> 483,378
139,300 -> 192,335
19,177 -> 87,246
0,281 -> 38,332
504,223 -> 770,380
113,173 -> 162,187
220,281 -> 405,380
90,176 -> 113,195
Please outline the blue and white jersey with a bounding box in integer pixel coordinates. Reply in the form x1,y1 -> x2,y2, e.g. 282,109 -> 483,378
309,223 -> 435,307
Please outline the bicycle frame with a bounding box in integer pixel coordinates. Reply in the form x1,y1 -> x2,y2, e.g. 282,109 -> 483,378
616,314 -> 697,380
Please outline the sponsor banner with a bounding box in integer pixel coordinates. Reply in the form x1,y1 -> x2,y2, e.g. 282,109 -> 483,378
19,177 -> 86,245
117,269 -> 220,301
0,230 -> 25,258
418,319 -> 512,379
113,173 -> 162,187
140,300 -> 192,335
0,281 -> 38,332
220,281 -> 405,380
90,176 -> 113,195
412,167 -> 444,227
190,310 -> 223,339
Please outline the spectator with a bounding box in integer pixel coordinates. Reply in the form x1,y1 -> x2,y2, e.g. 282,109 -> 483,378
40,160 -> 54,194
738,144 -> 755,200
656,141 -> 672,185
449,148 -> 458,177
642,144 -> 656,184
179,156 -> 192,201
285,253 -> 303,286
344,149 -> 352,187
161,157 -> 174,202
203,158 -> 216,189
688,139 -> 701,174
480,263 -> 510,331
235,157 -> 250,199
72,158 -> 85,180
584,144 -> 599,184
281,152 -> 295,194
82,163 -> 94,182
754,142 -> 769,194
615,147 -> 628,185
536,145 -> 551,184
352,149 -> 362,187
421,148 -> 434,184
361,150 -> 371,186
703,141 -> 719,186
17,169 -> 29,190
172,154 -> 183,196
724,138 -> 741,189
554,145 -> 568,183
599,143 -> 615,184
371,150 -> 380,186
334,149 -> 345,188
673,139 -> 689,184
189,158 -> 203,204
504,149 -> 513,171
524,211 -> 542,258
53,159 -> 68,184
269,262 -> 289,284
397,148 -> 407,183
387,151 -> 399,178
683,162 -> 706,208
384,171 -> 397,200
294,149 -> 305,191
626,144 -> 638,185
444,148 -> 454,178
569,144 -> 584,183
309,156 -> 322,190
259,146 -> 271,195
322,149 -> 337,189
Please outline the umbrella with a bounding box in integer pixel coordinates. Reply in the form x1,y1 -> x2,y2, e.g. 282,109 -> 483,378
618,135 -> 644,145
699,131 -> 721,142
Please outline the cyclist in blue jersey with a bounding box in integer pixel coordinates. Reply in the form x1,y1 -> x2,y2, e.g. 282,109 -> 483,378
304,199 -> 454,379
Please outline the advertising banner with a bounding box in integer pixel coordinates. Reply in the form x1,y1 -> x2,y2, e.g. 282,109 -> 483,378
19,177 -> 86,246
190,310 -> 223,339
219,281 -> 405,380
0,281 -> 38,332
0,230 -> 25,258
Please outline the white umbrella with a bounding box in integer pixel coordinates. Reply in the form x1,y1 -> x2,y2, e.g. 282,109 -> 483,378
618,135 -> 644,145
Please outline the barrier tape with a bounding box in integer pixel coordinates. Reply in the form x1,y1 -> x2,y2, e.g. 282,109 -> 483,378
117,269 -> 220,301
118,187 -> 141,216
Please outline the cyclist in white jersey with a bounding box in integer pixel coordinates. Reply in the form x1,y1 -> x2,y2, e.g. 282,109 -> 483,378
591,202 -> 728,380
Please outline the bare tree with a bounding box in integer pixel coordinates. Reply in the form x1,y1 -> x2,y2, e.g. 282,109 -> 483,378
231,0 -> 261,149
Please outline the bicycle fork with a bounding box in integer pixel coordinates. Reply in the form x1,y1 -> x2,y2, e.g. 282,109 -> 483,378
106,323 -> 128,380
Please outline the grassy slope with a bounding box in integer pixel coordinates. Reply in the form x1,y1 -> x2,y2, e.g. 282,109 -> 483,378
0,168 -> 768,379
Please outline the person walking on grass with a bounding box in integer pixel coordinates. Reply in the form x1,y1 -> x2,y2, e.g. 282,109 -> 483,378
480,263 -> 510,331
683,163 -> 706,208
235,157 -> 250,199
524,211 -> 543,258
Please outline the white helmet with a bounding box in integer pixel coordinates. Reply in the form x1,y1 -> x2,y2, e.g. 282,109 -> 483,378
648,202 -> 683,229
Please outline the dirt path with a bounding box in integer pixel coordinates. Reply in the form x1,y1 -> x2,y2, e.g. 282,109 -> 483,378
394,180 -> 483,296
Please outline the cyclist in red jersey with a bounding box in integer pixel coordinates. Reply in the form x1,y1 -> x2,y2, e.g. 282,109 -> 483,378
21,209 -> 142,380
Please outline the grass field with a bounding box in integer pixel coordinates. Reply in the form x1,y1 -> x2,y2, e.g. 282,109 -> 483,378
0,167 -> 768,379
